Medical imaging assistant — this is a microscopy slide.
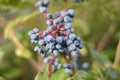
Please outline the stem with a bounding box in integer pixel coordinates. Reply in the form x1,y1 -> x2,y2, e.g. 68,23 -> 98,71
48,55 -> 56,77
113,39 -> 120,68
9,29 -> 42,72
10,29 -> 23,49
61,53 -> 68,63
96,23 -> 117,52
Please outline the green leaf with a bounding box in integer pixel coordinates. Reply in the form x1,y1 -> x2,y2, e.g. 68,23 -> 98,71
88,46 -> 106,66
51,69 -> 69,80
34,65 -> 69,80
15,48 -> 32,59
34,66 -> 49,80
2,68 -> 22,80
73,71 -> 96,80
106,67 -> 120,79
98,70 -> 106,80
34,72 -> 49,80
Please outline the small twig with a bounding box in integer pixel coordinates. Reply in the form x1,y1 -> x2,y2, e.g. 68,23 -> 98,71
61,53 -> 68,63
10,29 -> 23,49
112,39 -> 120,68
96,23 -> 117,52
48,55 -> 56,77
9,29 -> 42,72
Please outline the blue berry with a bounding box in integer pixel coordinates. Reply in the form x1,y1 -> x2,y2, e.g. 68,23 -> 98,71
61,11 -> 68,17
38,48 -> 42,53
63,36 -> 68,41
45,44 -> 50,50
31,39 -> 38,43
70,44 -> 76,50
47,26 -> 53,30
46,35 -> 54,42
43,0 -> 50,6
66,39 -> 73,45
65,68 -> 71,74
53,50 -> 60,56
43,57 -> 50,63
56,44 -> 62,49
67,64 -> 73,69
82,62 -> 89,71
46,20 -> 53,26
68,9 -> 75,17
53,19 -> 60,26
56,36 -> 63,44
33,28 -> 39,33
52,65 -> 55,72
35,1 -> 42,8
34,46 -> 39,52
54,58 -> 59,66
49,43 -> 55,49
64,16 -> 72,22
55,12 -> 60,18
47,13 -> 52,19
40,50 -> 46,57
39,7 -> 47,13
64,23 -> 72,30
74,40 -> 79,46
57,64 -> 62,69
48,49 -> 53,53
69,34 -> 76,40
76,36 -> 81,41
59,48 -> 64,53
63,63 -> 68,68
63,64 -> 73,68
28,31 -> 34,36
69,44 -> 76,51
43,31 -> 49,36
78,43 -> 82,49
70,51 -> 78,57
38,39 -> 45,46
30,34 -> 38,40
66,29 -> 72,34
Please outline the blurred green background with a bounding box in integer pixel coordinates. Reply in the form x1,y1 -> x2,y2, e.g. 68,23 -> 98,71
0,0 -> 120,80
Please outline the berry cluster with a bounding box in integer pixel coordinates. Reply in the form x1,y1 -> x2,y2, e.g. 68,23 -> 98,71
28,0 -> 83,77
